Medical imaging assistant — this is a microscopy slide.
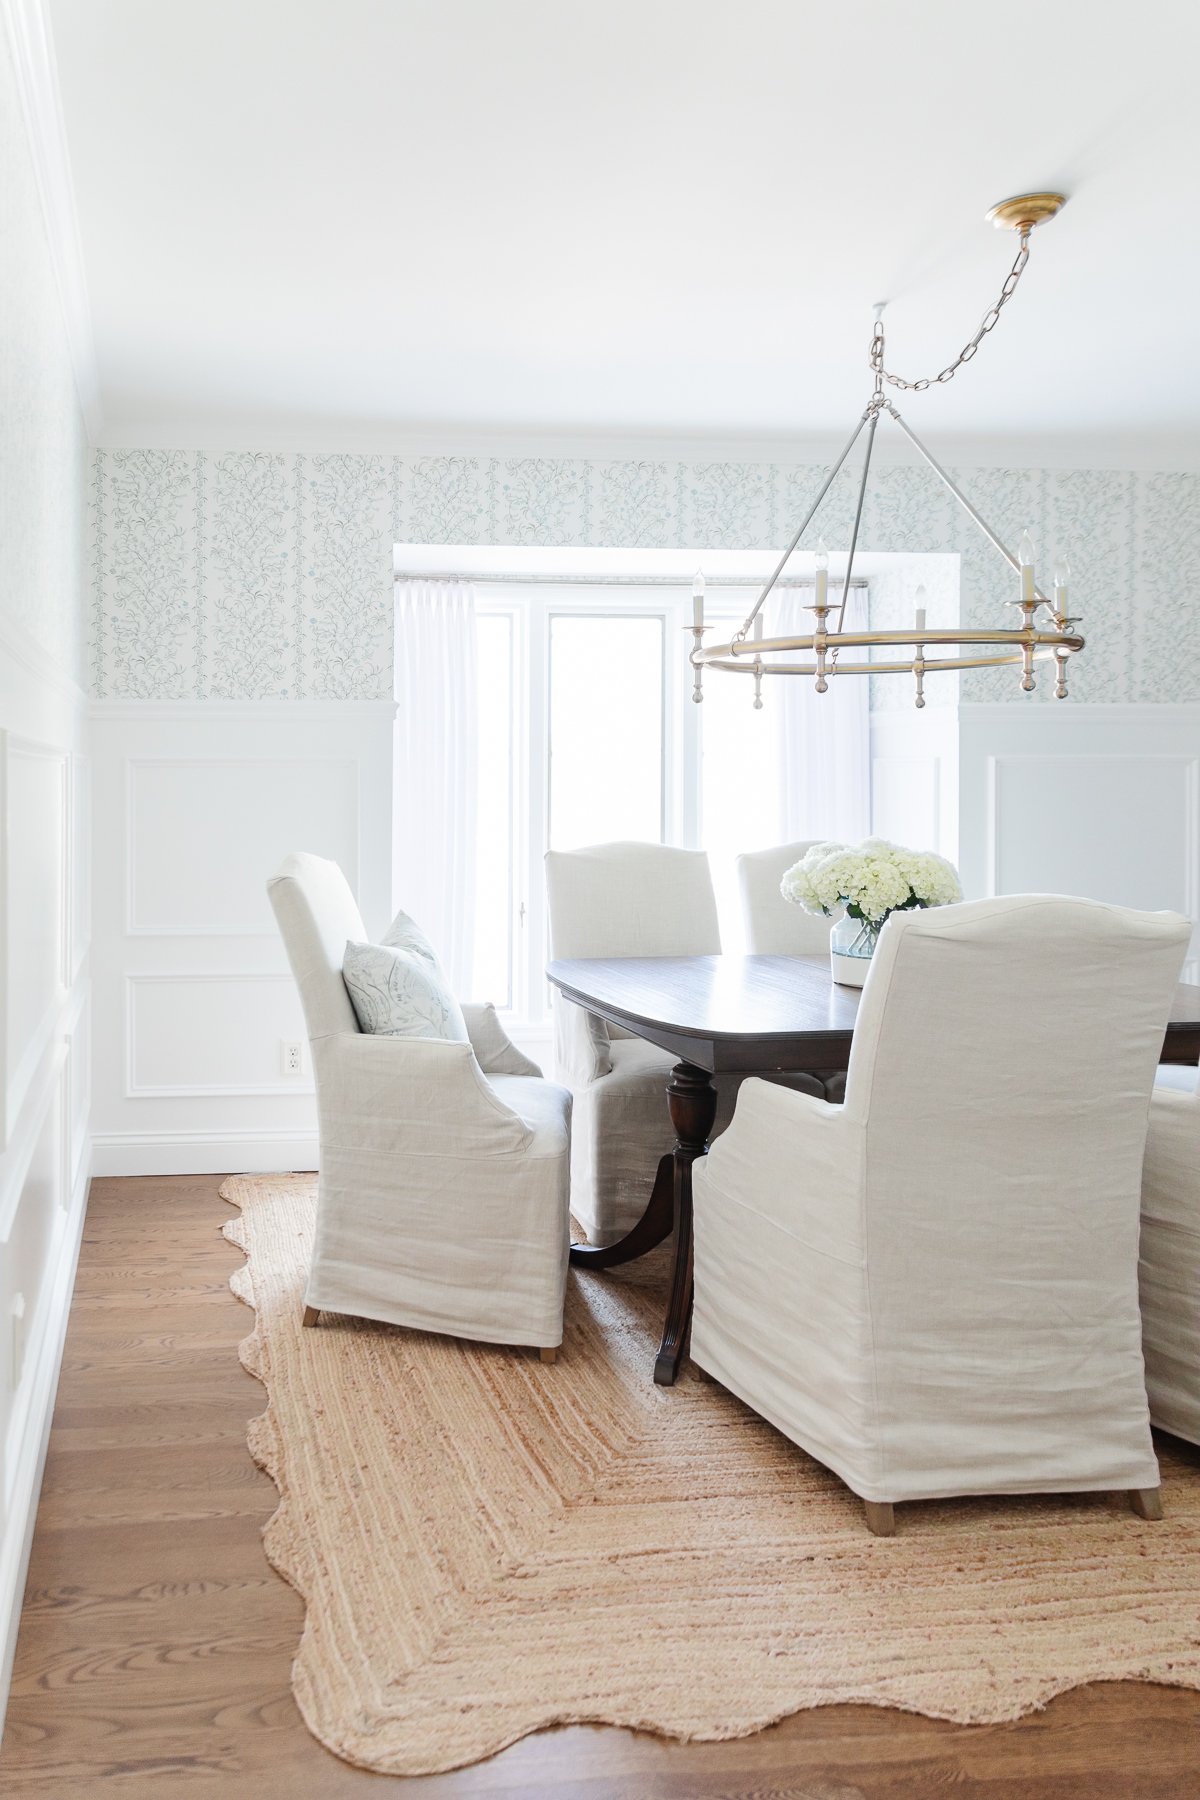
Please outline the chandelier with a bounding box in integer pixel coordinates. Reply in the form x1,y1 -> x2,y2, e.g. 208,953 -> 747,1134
689,192 -> 1084,711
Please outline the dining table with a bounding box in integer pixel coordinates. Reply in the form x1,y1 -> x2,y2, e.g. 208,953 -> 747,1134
547,952 -> 1200,1388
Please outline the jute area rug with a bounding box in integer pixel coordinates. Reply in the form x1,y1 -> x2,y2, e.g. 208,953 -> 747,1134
221,1173 -> 1200,1778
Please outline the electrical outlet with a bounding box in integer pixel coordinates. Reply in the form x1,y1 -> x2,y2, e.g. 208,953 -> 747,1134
281,1040 -> 304,1076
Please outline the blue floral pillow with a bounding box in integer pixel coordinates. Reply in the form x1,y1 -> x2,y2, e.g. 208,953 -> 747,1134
342,940 -> 469,1042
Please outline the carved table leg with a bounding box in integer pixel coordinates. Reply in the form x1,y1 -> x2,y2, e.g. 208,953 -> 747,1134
569,1151 -> 675,1269
654,1061 -> 718,1387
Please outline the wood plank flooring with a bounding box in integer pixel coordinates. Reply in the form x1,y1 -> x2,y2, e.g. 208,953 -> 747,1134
2,1174 -> 1199,1798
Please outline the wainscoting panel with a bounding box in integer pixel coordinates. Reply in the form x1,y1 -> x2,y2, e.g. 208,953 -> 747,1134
90,701 -> 396,1175
127,972 -> 311,1097
4,738 -> 67,1138
959,704 -> 1200,977
870,706 -> 959,865
990,755 -> 1197,915
127,755 -> 360,936
0,618 -> 90,1738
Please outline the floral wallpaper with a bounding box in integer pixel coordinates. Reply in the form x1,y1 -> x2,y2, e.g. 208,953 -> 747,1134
89,448 -> 1200,704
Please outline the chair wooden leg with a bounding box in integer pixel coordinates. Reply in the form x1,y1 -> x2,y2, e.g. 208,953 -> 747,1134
539,1346 -> 558,1364
863,1500 -> 895,1537
1129,1487 -> 1163,1521
302,1305 -> 320,1328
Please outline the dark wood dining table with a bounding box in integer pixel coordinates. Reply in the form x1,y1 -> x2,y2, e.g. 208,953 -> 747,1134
547,952 -> 1200,1388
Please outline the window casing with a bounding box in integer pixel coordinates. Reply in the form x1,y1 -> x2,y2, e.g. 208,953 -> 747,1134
469,581 -> 788,1023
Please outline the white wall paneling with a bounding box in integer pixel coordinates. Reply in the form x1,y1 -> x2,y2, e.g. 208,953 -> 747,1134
125,972 -> 311,1097
959,703 -> 1200,978
126,756 -> 360,936
3,737 -> 68,1142
2,0 -> 95,1731
89,700 -> 396,1175
0,618 -> 90,1735
870,706 -> 960,867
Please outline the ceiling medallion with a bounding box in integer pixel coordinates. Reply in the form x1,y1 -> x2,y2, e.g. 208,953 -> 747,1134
689,192 -> 1082,710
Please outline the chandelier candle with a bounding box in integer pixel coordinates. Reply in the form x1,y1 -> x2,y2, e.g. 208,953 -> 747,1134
688,190 -> 1084,708
815,542 -> 829,608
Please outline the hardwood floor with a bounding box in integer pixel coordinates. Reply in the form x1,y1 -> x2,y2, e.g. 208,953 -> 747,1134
2,1175 -> 1199,1799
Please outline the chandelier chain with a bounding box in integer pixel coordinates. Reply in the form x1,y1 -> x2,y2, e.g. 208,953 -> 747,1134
870,230 -> 1031,393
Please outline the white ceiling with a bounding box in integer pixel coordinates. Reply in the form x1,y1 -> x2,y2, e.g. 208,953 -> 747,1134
48,0 -> 1200,459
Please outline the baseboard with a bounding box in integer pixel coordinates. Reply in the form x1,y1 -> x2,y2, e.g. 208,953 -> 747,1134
0,1144 -> 91,1742
90,1129 -> 319,1177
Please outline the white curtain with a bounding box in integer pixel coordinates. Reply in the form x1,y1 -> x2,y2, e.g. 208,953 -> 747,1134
394,580 -> 478,994
767,584 -> 871,845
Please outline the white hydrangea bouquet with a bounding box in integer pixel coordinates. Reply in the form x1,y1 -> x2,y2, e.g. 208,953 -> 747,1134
782,837 -> 963,986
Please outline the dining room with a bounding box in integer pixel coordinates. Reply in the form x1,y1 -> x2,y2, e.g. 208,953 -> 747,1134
2,1 -> 1200,1795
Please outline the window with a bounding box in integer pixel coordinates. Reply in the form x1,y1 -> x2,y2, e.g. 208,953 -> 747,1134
464,581 -> 814,1022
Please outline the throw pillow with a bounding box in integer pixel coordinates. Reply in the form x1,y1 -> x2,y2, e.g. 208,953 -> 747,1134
342,940 -> 469,1043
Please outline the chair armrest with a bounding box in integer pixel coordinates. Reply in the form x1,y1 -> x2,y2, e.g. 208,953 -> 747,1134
700,1076 -> 865,1263
315,1032 -> 532,1156
461,1002 -> 543,1077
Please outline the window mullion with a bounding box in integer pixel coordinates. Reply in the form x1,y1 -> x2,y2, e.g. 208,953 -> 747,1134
523,595 -> 549,1024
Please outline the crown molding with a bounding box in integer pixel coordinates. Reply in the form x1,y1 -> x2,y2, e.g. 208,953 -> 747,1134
1,0 -> 102,441
93,418 -> 1200,473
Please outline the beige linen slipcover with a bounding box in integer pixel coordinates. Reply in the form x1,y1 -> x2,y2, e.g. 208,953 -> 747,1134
735,840 -> 832,954
692,894 -> 1190,1509
268,853 -> 571,1350
1140,1061 -> 1200,1444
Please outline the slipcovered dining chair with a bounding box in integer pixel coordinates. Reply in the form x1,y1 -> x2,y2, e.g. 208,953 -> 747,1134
736,840 -> 832,954
544,841 -> 743,1247
1139,1061 -> 1200,1445
268,853 -> 572,1357
692,894 -> 1190,1535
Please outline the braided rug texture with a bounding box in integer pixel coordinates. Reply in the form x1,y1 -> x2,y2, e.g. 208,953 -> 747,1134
221,1173 -> 1200,1777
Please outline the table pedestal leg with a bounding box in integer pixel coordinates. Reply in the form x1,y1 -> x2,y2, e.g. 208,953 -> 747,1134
568,1152 -> 675,1269
654,1061 -> 718,1387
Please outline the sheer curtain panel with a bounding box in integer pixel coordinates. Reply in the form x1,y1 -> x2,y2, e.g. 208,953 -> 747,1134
767,585 -> 871,845
394,580 -> 479,993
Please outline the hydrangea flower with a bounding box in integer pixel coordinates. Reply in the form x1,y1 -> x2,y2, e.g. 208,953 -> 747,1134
781,838 -> 963,925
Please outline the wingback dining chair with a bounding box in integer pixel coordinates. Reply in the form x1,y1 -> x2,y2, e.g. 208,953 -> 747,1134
1139,1061 -> 1200,1445
692,894 -> 1191,1535
736,841 -> 832,954
268,852 -> 572,1356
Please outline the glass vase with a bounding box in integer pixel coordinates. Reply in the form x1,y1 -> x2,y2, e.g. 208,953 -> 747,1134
830,913 -> 881,988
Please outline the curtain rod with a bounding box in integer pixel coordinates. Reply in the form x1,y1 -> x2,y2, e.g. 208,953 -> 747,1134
393,570 -> 869,589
